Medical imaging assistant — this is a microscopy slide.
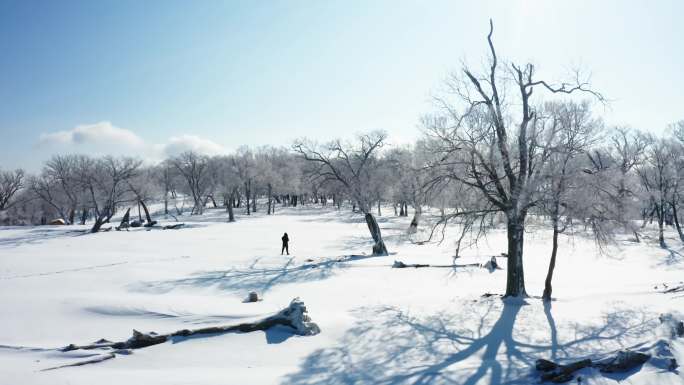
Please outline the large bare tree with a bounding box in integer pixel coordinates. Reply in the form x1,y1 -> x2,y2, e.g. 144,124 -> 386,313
425,20 -> 604,297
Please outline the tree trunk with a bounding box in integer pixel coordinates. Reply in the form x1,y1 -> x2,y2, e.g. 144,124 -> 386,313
164,194 -> 168,215
377,200 -> 381,216
140,200 -> 153,224
80,208 -> 88,225
267,184 -> 273,215
252,190 -> 257,212
68,208 -> 75,225
408,206 -> 421,233
505,215 -> 527,297
658,204 -> 666,248
543,220 -> 559,301
672,200 -> 684,242
228,195 -> 235,222
365,213 -> 388,256
91,217 -> 105,233
245,181 -> 251,215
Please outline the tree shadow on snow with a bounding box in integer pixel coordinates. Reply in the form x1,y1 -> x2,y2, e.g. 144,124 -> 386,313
0,227 -> 87,248
281,299 -> 659,385
132,255 -> 375,295
657,245 -> 684,268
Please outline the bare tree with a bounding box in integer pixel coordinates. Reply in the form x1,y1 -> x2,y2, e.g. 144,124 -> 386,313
213,156 -> 240,222
170,151 -> 212,215
233,147 -> 255,215
79,156 -> 141,232
425,20 -> 604,297
539,101 -> 601,301
153,160 -> 177,216
294,131 -> 389,256
635,136 -> 673,248
0,169 -> 25,211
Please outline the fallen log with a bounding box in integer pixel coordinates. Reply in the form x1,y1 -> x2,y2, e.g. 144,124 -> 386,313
535,349 -> 655,383
162,223 -> 185,230
58,298 -> 318,361
392,260 -> 484,269
392,261 -> 429,268
594,350 -> 650,373
536,358 -> 592,383
662,284 -> 684,294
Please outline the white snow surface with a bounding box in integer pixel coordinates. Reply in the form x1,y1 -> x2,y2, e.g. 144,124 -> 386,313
0,205 -> 683,384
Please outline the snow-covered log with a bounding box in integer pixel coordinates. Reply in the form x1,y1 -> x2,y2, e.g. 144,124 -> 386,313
535,358 -> 591,383
61,298 -> 319,355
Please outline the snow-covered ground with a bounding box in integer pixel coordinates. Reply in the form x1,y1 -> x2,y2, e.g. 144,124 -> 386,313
0,205 -> 682,385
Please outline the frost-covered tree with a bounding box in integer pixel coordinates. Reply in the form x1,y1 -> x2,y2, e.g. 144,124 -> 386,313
152,160 -> 178,216
170,151 -> 213,215
212,155 -> 241,222
636,136 -> 675,248
386,143 -> 433,232
294,131 -> 389,256
78,156 -> 141,232
538,101 -> 602,301
424,20 -> 604,297
233,146 -> 256,215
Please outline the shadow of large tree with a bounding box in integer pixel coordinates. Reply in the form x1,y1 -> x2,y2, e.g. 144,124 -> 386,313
131,255 -> 375,295
281,299 -> 660,385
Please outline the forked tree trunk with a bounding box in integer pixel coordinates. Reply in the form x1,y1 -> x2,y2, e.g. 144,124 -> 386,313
365,212 -> 388,256
505,214 -> 527,297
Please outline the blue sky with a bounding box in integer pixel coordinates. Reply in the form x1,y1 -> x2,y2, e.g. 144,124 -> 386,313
1,0 -> 682,170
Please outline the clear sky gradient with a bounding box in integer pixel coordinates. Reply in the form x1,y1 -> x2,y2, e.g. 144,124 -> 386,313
1,0 -> 682,170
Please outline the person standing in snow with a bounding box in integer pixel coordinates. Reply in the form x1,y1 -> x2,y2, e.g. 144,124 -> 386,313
281,232 -> 290,255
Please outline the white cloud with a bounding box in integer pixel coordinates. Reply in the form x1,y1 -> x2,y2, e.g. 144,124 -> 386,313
157,135 -> 226,157
39,121 -> 144,148
37,122 -> 226,162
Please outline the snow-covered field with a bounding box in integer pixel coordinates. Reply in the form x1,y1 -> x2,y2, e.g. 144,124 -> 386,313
1,205 -> 682,385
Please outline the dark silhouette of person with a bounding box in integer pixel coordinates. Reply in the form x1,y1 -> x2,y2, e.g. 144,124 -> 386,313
281,232 -> 290,255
